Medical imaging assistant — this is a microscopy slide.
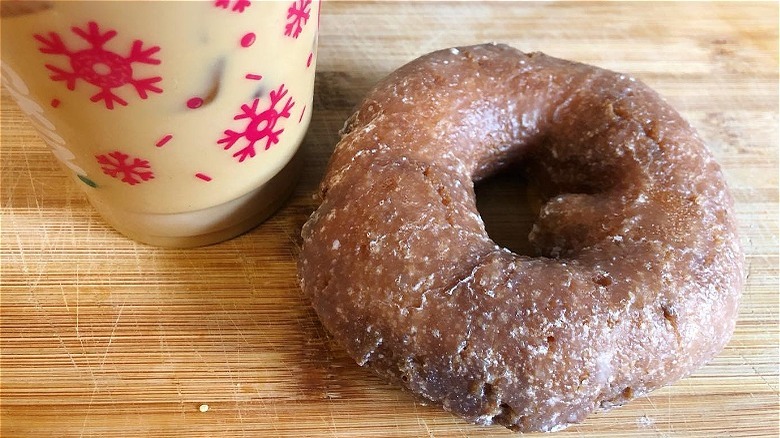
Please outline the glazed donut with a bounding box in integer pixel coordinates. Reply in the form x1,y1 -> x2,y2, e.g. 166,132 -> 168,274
298,44 -> 743,432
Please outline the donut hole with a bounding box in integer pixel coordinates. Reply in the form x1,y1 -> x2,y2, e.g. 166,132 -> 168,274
525,143 -> 626,199
474,169 -> 538,256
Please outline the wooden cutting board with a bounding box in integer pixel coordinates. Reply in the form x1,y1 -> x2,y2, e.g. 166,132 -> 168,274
1,2 -> 778,437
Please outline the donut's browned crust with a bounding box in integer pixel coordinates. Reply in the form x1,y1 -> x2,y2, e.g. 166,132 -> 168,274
298,44 -> 743,432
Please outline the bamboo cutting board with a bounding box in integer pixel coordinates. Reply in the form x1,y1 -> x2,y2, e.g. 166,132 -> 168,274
1,2 -> 778,437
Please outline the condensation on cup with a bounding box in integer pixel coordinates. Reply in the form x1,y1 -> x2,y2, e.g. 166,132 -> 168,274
1,0 -> 319,247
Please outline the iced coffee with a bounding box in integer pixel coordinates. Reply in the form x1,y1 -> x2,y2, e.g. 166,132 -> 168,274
1,0 -> 319,247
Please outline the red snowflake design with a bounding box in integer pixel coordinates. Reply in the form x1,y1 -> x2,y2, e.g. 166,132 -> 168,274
35,21 -> 162,110
214,0 -> 251,13
284,0 -> 312,39
96,151 -> 154,185
218,84 -> 295,163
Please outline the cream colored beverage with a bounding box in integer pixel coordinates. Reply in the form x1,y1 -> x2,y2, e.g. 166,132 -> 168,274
1,0 -> 319,247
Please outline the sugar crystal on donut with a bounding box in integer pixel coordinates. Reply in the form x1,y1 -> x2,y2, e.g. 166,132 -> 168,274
298,44 -> 743,432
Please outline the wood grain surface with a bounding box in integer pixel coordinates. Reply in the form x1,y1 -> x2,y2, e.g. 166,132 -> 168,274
1,2 -> 778,437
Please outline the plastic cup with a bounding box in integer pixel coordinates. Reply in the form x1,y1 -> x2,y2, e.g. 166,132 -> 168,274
1,0 -> 319,247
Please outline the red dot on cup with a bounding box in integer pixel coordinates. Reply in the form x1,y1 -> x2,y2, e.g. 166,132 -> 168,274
51,98 -> 61,108
195,173 -> 212,182
240,32 -> 256,48
187,97 -> 203,109
307,52 -> 313,68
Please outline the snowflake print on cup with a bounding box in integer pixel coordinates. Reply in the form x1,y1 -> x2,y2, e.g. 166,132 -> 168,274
96,151 -> 154,185
214,0 -> 250,13
218,84 -> 295,163
34,21 -> 162,110
285,0 -> 312,39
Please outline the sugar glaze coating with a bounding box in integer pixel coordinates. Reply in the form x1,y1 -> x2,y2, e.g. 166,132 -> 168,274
298,44 -> 743,432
